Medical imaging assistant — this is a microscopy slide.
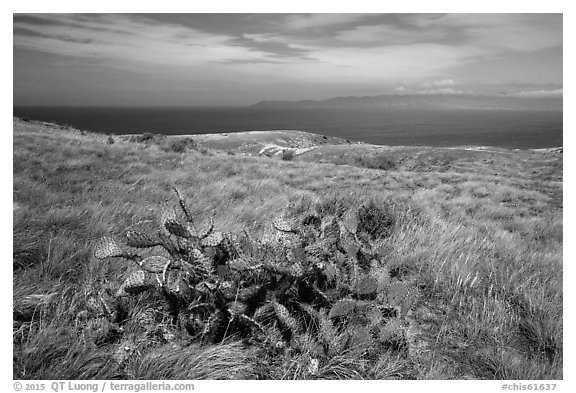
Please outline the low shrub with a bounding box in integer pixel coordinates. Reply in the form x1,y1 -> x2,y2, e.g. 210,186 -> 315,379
355,155 -> 396,171
162,137 -> 197,153
129,132 -> 164,144
357,201 -> 395,240
140,132 -> 155,142
282,149 -> 295,161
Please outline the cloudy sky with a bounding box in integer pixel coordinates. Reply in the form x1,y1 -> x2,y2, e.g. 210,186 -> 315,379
13,13 -> 562,106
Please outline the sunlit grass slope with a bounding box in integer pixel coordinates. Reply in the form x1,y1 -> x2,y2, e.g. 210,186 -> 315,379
13,118 -> 562,379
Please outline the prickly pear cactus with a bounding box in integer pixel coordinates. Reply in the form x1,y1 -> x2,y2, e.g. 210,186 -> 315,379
89,187 -> 416,366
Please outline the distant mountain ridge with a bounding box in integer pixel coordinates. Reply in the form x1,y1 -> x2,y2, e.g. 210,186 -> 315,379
252,94 -> 562,111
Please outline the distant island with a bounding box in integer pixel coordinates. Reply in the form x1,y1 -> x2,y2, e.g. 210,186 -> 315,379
252,94 -> 562,111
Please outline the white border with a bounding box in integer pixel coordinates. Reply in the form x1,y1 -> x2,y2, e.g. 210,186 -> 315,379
4,2 -> 571,390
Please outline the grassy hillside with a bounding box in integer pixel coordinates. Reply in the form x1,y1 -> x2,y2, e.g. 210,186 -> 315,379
13,118 -> 562,380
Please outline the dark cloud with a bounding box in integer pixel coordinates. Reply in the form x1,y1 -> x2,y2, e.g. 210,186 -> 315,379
14,14 -> 66,26
55,36 -> 93,44
216,58 -> 285,65
137,14 -> 276,36
14,25 -> 93,44
14,14 -> 134,36
13,27 -> 45,38
232,37 -> 311,59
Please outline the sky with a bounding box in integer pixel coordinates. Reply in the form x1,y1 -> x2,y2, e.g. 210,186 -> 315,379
13,13 -> 563,107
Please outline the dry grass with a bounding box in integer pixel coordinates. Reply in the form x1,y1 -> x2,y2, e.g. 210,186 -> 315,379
127,342 -> 260,380
13,118 -> 562,379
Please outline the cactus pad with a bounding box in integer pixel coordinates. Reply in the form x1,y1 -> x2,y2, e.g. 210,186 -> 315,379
272,217 -> 295,233
286,246 -> 305,264
346,326 -> 373,353
386,282 -> 408,307
272,301 -> 300,333
289,261 -> 305,278
84,317 -> 114,344
366,306 -> 383,326
159,205 -> 177,229
355,276 -> 378,296
94,237 -> 124,259
117,270 -> 150,296
253,303 -> 274,321
173,186 -> 193,222
377,317 -> 404,343
197,217 -> 214,239
200,231 -> 224,247
323,262 -> 338,282
164,219 -> 191,238
86,297 -> 102,315
329,299 -> 357,319
373,266 -> 391,292
341,208 -> 359,234
126,230 -> 158,248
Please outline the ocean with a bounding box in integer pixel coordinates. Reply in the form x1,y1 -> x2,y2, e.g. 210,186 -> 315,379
13,106 -> 563,149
